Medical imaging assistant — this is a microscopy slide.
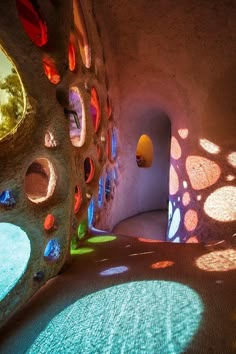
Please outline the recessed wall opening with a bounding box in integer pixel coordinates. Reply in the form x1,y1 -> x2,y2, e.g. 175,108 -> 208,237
112,113 -> 171,242
24,158 -> 57,203
136,134 -> 154,168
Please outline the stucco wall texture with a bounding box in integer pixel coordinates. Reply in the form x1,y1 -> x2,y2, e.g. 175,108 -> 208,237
93,0 -> 236,242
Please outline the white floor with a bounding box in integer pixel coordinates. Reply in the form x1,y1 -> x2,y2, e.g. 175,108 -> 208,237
112,210 -> 168,241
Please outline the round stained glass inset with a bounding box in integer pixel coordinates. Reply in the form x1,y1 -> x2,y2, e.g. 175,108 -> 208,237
42,56 -> 60,85
44,239 -> 60,262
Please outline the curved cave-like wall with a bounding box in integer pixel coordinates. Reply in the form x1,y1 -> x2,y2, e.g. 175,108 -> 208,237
93,0 -> 236,243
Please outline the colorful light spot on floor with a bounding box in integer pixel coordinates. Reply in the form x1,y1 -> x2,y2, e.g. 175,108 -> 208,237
186,236 -> 199,243
204,186 -> 236,222
196,249 -> 236,271
28,281 -> 203,354
199,139 -> 220,154
138,238 -> 162,243
186,156 -> 221,190
100,266 -> 128,276
169,164 -> 179,195
0,223 -> 31,301
151,261 -> 174,269
87,235 -> 116,244
171,136 -> 182,160
71,247 -> 94,255
184,209 -> 198,232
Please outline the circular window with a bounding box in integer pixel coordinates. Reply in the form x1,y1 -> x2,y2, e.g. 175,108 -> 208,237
0,46 -> 26,140
66,86 -> 86,147
84,157 -> 95,183
16,0 -> 48,47
90,87 -> 101,132
25,158 -> 57,203
136,134 -> 154,168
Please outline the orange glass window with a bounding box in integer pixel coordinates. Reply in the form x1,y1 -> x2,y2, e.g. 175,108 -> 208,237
68,33 -> 76,72
42,56 -> 60,84
90,87 -> 101,132
84,157 -> 95,183
16,0 -> 48,47
74,185 -> 82,214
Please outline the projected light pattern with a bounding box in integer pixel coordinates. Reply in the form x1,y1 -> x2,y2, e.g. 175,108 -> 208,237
178,129 -> 189,139
169,164 -> 179,195
100,266 -> 128,276
199,139 -> 220,154
186,156 -> 221,190
196,249 -> 236,271
71,247 -> 94,255
151,261 -> 174,269
184,209 -> 198,232
0,223 -> 31,301
204,186 -> 236,222
227,152 -> 236,168
28,281 -> 203,354
168,208 -> 181,239
87,235 -> 116,243
171,136 -> 181,160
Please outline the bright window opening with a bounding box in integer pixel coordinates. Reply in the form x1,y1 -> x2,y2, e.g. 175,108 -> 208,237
25,158 -> 57,203
0,46 -> 26,140
136,134 -> 154,167
66,86 -> 86,147
16,0 -> 48,47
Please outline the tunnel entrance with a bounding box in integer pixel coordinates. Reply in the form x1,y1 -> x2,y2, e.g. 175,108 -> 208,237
112,112 -> 171,241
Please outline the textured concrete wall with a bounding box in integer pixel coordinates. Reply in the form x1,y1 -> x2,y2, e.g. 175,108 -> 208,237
93,0 -> 236,242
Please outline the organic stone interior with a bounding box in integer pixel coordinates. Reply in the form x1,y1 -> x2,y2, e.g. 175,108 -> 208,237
0,0 -> 235,350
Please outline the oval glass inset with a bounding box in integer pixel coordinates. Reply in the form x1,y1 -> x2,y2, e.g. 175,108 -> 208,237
73,0 -> 91,68
0,46 -> 26,140
68,33 -> 76,72
16,0 -> 48,47
0,222 -> 31,301
25,158 -> 57,203
90,87 -> 101,132
136,134 -> 154,168
67,86 -> 86,147
84,157 -> 95,183
88,199 -> 95,226
98,176 -> 104,207
105,172 -> 113,201
42,55 -> 60,84
74,185 -> 82,214
44,239 -> 60,262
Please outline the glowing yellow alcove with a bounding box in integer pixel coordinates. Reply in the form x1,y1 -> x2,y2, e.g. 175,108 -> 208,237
136,134 -> 154,168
